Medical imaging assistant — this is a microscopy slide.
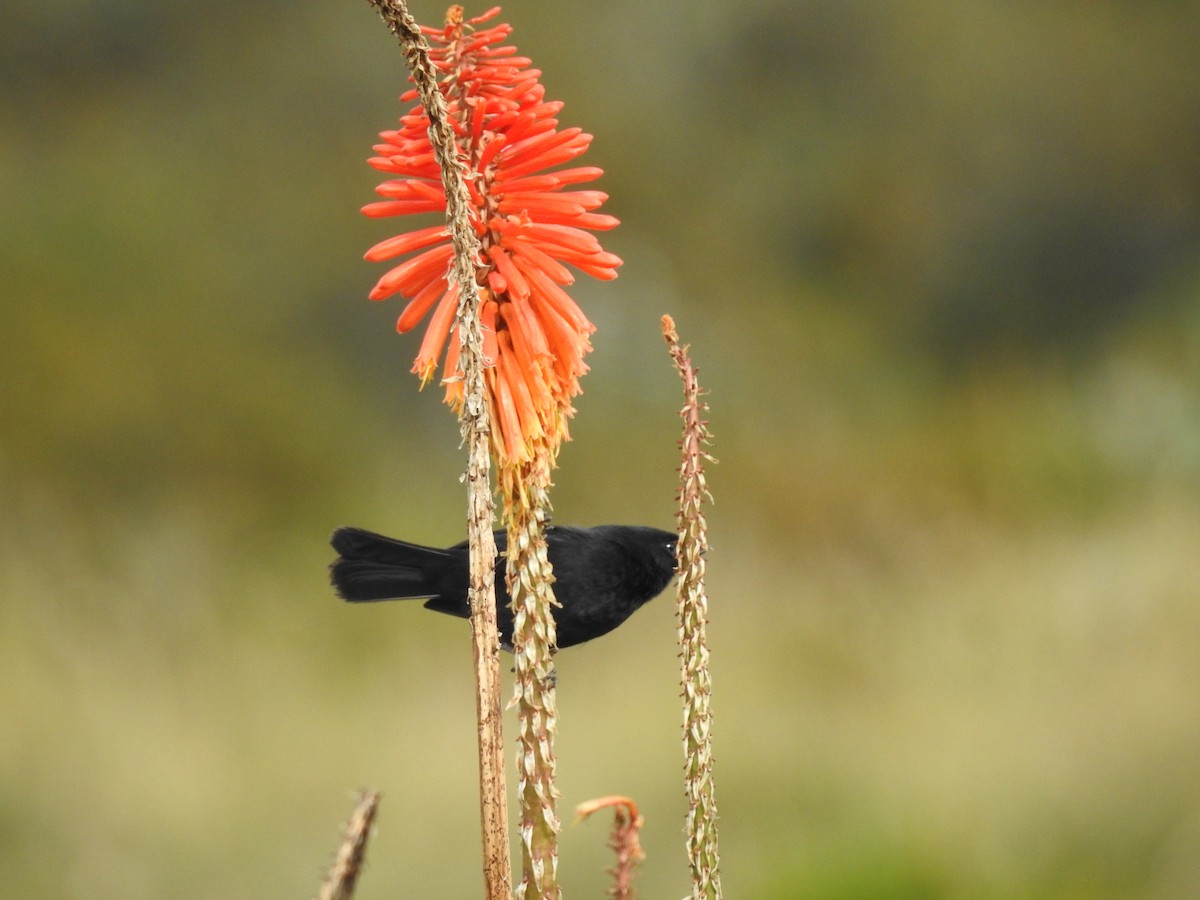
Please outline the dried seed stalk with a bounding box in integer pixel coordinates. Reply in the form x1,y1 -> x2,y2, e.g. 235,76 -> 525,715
662,315 -> 722,900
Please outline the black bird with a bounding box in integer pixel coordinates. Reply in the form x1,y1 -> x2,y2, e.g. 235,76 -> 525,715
330,525 -> 678,649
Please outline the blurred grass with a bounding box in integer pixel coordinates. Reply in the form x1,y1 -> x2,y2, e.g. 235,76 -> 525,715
3,0 -> 1200,897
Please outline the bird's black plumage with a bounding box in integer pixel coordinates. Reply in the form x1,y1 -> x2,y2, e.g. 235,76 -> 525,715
329,525 -> 678,649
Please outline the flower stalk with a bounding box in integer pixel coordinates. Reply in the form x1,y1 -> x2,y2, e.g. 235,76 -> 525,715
363,3 -> 509,897
662,315 -> 722,900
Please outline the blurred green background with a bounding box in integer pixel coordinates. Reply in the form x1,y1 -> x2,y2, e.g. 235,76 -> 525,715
4,1 -> 1200,897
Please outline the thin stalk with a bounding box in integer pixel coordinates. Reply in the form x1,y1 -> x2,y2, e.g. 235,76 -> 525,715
364,3 -> 511,897
662,315 -> 722,900
316,790 -> 381,900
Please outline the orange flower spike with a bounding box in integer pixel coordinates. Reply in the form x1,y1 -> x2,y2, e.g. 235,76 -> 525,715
362,6 -> 621,457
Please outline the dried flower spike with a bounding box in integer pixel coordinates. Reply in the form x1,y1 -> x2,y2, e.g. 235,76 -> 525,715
662,315 -> 722,900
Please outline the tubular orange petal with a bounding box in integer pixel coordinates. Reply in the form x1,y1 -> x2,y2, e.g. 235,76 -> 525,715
487,245 -> 531,301
532,296 -> 589,375
477,137 -> 506,171
500,307 -> 553,408
503,74 -> 542,97
396,276 -> 448,332
570,212 -> 620,231
369,244 -> 454,301
375,179 -> 445,201
506,211 -> 582,229
493,168 -> 603,192
534,166 -> 605,186
460,34 -> 507,55
493,173 -> 564,193
525,244 -> 604,272
488,365 -> 526,464
482,56 -> 533,69
583,255 -> 620,276
365,225 -> 449,262
412,284 -> 459,385
362,200 -> 437,218
497,193 -> 586,217
518,261 -> 595,332
441,323 -> 463,406
504,237 -> 575,284
503,292 -> 551,358
570,259 -> 623,281
486,269 -> 508,297
467,7 -> 503,26
373,157 -> 440,179
521,223 -> 604,255
498,127 -> 580,167
498,331 -> 544,445
499,137 -> 592,180
469,99 -> 488,142
494,111 -> 559,147
361,198 -> 443,216
541,190 -> 608,209
481,298 -> 500,364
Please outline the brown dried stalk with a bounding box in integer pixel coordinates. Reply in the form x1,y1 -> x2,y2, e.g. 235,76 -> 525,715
316,790 -> 381,900
575,795 -> 645,900
662,315 -> 723,900
363,3 -> 510,897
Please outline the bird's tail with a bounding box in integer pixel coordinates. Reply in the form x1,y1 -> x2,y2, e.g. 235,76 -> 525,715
329,527 -> 448,602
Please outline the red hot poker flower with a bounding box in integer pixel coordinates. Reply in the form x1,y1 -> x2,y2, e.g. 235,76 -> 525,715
363,5 -> 621,464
